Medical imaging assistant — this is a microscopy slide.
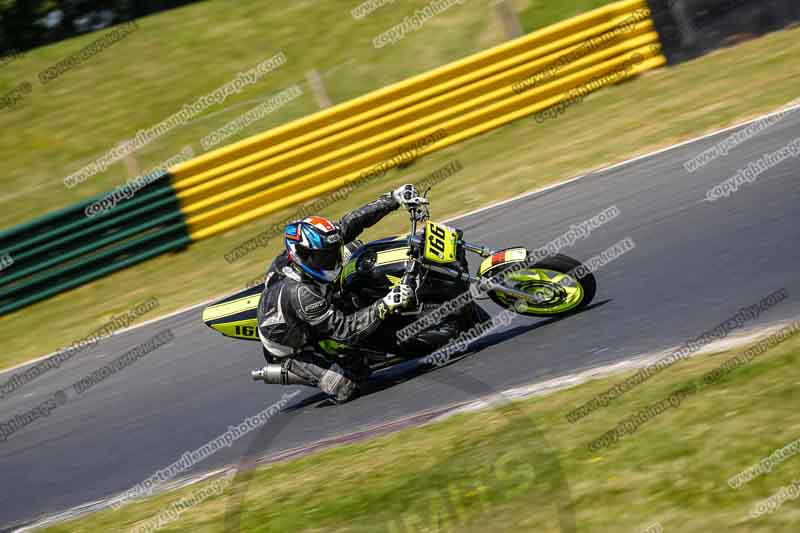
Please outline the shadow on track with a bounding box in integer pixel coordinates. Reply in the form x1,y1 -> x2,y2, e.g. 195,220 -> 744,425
284,299 -> 612,410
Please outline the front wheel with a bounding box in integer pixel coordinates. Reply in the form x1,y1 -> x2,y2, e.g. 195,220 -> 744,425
485,254 -> 596,317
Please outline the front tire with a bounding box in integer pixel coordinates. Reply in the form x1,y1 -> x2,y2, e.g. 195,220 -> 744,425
485,253 -> 596,317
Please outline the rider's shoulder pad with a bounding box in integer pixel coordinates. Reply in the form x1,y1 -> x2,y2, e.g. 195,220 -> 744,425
291,282 -> 330,322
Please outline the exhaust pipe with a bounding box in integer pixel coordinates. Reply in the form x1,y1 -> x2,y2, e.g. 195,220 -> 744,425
251,364 -> 310,386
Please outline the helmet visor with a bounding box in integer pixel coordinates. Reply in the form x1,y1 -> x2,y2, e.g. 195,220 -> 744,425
297,245 -> 342,272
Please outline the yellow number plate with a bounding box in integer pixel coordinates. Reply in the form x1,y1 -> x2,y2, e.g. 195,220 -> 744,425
424,221 -> 458,263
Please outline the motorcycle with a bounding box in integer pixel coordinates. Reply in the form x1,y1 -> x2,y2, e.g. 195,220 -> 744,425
202,193 -> 597,389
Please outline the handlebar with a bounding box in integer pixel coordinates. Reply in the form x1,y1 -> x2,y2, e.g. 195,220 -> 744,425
401,189 -> 433,309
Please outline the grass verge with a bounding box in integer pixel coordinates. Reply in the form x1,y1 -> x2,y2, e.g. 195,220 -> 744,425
518,0 -> 619,32
1,13 -> 799,369
41,322 -> 800,532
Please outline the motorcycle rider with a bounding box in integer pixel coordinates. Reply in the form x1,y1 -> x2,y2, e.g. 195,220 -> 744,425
256,184 -> 424,403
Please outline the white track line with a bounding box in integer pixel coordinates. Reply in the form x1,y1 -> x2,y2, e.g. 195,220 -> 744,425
14,468 -> 230,532
595,99 -> 800,175
432,319 -> 800,421
3,97 -> 798,378
444,98 -> 800,222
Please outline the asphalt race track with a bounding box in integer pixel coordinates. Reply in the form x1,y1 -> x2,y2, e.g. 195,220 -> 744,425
1,108 -> 799,530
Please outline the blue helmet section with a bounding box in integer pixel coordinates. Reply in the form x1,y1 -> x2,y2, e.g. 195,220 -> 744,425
283,217 -> 342,283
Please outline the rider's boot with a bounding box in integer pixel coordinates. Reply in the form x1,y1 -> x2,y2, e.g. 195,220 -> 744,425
283,353 -> 360,403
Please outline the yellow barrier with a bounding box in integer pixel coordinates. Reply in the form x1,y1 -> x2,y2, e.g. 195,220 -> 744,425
189,49 -> 665,239
176,18 -> 657,206
171,0 -> 665,241
171,0 -> 647,183
181,36 -> 659,217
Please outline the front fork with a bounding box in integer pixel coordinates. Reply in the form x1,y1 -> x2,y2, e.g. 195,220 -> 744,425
402,239 -> 495,298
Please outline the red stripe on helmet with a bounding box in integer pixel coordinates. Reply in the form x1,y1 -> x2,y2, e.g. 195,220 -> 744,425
306,216 -> 335,232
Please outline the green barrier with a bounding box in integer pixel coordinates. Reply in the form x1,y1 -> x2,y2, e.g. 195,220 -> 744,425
0,181 -> 176,256
4,184 -> 178,263
1,212 -> 184,286
0,178 -> 189,316
0,234 -> 190,315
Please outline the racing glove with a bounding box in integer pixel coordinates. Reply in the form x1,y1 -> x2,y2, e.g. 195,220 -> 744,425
383,284 -> 413,313
392,184 -> 420,208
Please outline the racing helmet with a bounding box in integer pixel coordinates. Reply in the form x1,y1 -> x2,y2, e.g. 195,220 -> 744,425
284,216 -> 343,283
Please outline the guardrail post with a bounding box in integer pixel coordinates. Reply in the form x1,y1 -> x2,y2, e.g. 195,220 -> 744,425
667,0 -> 698,47
305,69 -> 333,109
493,0 -> 523,40
124,153 -> 140,180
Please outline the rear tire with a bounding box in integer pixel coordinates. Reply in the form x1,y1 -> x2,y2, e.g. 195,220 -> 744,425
486,253 -> 596,317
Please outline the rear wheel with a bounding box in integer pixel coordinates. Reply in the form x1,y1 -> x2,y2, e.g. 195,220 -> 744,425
486,254 -> 596,317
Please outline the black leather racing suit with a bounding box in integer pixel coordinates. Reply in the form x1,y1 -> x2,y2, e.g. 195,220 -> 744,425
256,193 -> 490,402
256,194 -> 399,401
